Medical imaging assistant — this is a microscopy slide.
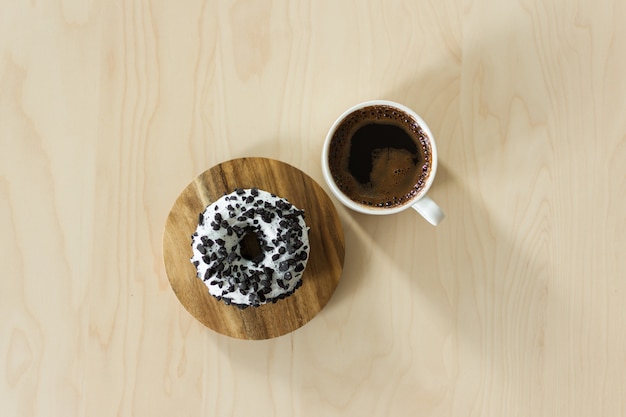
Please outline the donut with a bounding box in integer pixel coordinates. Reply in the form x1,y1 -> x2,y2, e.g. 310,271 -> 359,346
190,188 -> 310,309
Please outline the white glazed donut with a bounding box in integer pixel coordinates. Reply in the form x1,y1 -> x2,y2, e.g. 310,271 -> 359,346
190,188 -> 310,309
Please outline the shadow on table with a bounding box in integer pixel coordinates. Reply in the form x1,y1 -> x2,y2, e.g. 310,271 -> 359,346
201,38 -> 551,406
292,67 -> 550,400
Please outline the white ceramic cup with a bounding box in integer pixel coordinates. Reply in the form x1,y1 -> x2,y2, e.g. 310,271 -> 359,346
321,100 -> 444,225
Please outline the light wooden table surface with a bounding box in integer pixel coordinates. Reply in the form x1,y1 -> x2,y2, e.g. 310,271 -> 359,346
2,1 -> 625,416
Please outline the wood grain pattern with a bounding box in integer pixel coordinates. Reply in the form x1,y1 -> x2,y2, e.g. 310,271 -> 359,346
163,158 -> 344,339
2,0 -> 626,416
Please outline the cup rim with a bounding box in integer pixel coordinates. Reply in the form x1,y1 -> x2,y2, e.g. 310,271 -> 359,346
321,100 -> 438,215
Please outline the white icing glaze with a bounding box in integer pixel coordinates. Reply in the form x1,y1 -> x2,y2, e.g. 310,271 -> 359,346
190,188 -> 309,307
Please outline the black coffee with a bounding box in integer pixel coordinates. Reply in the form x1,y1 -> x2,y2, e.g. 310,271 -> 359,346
328,105 -> 432,208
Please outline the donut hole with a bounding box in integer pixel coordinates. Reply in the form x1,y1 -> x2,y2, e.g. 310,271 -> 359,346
239,230 -> 265,263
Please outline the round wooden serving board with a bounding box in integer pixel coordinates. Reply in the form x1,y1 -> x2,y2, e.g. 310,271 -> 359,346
163,158 -> 345,340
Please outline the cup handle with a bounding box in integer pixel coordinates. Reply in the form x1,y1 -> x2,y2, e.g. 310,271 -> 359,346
411,196 -> 445,226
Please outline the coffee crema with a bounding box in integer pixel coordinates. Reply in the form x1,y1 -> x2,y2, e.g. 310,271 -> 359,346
328,105 -> 432,208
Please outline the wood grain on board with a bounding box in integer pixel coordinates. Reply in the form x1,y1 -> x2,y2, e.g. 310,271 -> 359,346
163,158 -> 344,339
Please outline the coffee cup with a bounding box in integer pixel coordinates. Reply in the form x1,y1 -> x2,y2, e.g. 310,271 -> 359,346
321,100 -> 444,225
